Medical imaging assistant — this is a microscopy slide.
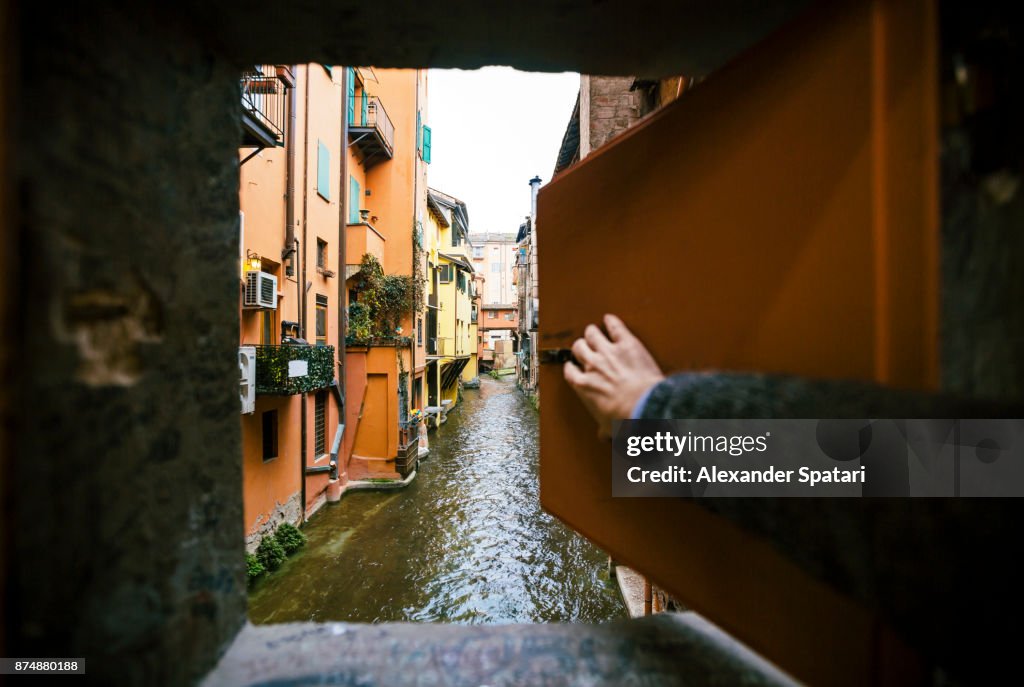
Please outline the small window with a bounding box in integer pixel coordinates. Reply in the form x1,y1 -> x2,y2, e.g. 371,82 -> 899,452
315,295 -> 328,346
262,410 -> 278,461
505,312 -> 514,321
488,311 -> 497,319
439,264 -> 452,283
491,263 -> 500,273
314,391 -> 327,457
417,317 -> 423,345
317,239 -> 328,269
473,246 -> 484,258
260,310 -> 274,345
317,140 -> 330,200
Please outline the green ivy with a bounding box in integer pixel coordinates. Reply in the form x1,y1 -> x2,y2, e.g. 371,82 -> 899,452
255,345 -> 335,395
348,253 -> 417,344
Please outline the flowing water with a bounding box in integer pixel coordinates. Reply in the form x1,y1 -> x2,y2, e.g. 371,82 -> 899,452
248,375 -> 626,624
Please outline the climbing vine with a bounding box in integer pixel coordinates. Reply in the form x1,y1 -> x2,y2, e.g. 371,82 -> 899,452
347,253 -> 416,344
412,222 -> 426,314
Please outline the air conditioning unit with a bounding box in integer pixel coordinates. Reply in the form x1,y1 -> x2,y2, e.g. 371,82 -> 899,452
239,346 -> 256,414
244,271 -> 278,309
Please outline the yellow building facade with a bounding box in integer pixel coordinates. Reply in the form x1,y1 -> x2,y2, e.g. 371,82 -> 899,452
422,189 -> 479,418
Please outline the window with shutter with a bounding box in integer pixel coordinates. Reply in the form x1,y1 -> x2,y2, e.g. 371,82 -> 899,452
349,176 -> 360,224
346,68 -> 355,123
316,140 -> 330,200
422,125 -> 432,164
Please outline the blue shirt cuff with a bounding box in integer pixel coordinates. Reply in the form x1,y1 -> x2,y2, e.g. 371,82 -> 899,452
630,384 -> 657,419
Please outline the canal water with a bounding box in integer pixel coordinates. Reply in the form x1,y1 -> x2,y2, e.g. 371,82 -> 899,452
248,376 -> 626,624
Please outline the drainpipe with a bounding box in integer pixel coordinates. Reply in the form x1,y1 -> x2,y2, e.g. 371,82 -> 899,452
410,70 -> 422,421
336,65 -> 349,480
299,65 -> 311,523
283,65 -> 298,274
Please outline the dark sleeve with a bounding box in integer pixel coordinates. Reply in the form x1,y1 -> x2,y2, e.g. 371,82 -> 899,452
638,372 -> 1022,419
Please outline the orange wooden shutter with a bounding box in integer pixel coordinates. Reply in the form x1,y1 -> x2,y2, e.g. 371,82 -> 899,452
539,1 -> 937,684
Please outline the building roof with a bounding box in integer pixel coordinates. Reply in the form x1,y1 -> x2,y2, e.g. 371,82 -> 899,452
468,232 -> 518,244
481,303 -> 517,310
516,218 -> 531,244
553,92 -> 581,176
438,252 -> 474,272
429,187 -> 471,244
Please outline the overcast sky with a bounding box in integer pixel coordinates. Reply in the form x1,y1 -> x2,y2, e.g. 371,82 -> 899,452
426,67 -> 579,236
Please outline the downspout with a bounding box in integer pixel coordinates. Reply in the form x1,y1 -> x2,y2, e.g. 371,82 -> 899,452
299,64 -> 311,522
336,65 -> 349,480
409,70 -> 421,419
284,65 -> 297,272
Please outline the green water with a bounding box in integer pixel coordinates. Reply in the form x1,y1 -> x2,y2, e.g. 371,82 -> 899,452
248,376 -> 625,624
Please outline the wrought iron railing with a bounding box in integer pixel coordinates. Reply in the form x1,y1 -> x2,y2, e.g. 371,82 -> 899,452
254,344 -> 334,395
351,95 -> 395,154
241,65 -> 287,144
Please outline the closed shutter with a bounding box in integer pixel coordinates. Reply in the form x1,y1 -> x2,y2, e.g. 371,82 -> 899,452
422,125 -> 432,164
346,68 -> 355,123
316,140 -> 330,200
349,176 -> 360,224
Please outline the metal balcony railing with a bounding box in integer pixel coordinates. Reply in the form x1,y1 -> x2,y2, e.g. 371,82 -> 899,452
348,95 -> 395,168
254,344 -> 334,395
241,65 -> 288,148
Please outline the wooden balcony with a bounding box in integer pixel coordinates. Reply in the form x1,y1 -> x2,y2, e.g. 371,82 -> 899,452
241,65 -> 290,148
348,95 -> 395,169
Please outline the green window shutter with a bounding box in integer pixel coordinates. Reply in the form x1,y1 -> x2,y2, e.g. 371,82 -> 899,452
361,91 -> 368,126
346,68 -> 355,124
349,176 -> 361,224
317,140 -> 330,200
422,125 -> 432,164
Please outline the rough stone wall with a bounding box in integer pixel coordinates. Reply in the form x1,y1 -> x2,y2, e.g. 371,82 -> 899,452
939,2 -> 1024,400
245,493 -> 303,554
10,3 -> 246,684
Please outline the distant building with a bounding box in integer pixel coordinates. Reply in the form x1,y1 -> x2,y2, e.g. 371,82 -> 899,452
469,232 -> 518,306
469,232 -> 519,367
514,178 -> 541,397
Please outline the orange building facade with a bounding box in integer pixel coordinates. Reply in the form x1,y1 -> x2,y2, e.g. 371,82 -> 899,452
239,65 -> 430,550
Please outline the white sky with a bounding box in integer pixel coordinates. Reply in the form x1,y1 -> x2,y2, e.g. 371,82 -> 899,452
426,67 -> 579,235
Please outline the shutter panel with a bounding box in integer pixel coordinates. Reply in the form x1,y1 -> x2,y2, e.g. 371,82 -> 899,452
349,176 -> 360,224
422,126 -> 432,164
316,140 -> 330,200
346,68 -> 355,124
361,91 -> 368,127
539,2 -> 937,685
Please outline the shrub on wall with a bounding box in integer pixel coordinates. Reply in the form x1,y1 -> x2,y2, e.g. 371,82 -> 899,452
256,535 -> 287,572
246,553 -> 265,584
274,523 -> 307,555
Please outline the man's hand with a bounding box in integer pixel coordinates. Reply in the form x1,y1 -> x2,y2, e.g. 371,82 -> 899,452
562,314 -> 665,439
